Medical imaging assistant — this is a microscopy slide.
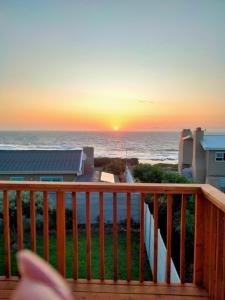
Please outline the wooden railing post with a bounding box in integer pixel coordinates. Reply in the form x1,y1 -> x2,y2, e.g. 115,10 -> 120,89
17,191 -> 23,251
3,190 -> 11,277
208,204 -> 216,296
166,194 -> 172,284
99,192 -> 105,281
193,193 -> 206,286
86,192 -> 91,280
203,199 -> 211,292
43,191 -> 49,261
180,194 -> 186,284
153,193 -> 158,283
113,192 -> 118,281
72,192 -> 78,280
126,192 -> 131,282
56,191 -> 66,276
215,210 -> 224,299
139,193 -> 144,282
30,191 -> 36,252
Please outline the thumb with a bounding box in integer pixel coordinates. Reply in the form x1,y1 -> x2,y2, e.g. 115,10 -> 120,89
11,250 -> 74,300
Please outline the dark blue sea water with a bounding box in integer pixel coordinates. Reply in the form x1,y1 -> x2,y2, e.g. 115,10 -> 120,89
0,131 -> 179,164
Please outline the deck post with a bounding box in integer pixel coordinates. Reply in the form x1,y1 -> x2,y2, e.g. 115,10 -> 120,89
193,193 -> 206,286
3,191 -> 11,277
56,191 -> 66,276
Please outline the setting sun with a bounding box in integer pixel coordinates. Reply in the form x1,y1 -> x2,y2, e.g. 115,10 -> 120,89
114,126 -> 119,131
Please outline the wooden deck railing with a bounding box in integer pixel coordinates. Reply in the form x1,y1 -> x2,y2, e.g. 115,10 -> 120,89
0,181 -> 224,299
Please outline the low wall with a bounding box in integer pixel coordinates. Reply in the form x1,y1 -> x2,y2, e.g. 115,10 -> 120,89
48,191 -> 140,224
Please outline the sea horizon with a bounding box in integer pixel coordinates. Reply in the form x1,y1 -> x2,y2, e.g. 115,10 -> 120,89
0,131 -> 181,164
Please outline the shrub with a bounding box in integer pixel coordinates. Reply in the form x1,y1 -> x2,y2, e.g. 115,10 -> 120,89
0,191 -> 53,234
132,163 -> 189,183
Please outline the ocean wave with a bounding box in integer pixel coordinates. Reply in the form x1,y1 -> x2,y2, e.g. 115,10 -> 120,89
0,131 -> 180,162
147,157 -> 177,161
0,143 -> 78,150
154,148 -> 178,152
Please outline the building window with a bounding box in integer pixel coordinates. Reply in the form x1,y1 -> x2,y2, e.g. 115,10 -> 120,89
40,176 -> 64,182
215,152 -> 225,161
10,176 -> 24,181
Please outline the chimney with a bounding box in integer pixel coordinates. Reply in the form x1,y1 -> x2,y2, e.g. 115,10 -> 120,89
83,147 -> 94,174
181,128 -> 192,138
178,129 -> 192,173
192,127 -> 206,182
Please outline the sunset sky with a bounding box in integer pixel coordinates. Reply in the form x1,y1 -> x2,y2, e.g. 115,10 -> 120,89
1,1 -> 225,131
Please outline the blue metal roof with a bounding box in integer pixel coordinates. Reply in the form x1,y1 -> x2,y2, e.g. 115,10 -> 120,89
201,135 -> 225,150
0,150 -> 83,173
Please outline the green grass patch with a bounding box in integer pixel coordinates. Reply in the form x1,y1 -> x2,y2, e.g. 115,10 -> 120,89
0,230 -> 151,280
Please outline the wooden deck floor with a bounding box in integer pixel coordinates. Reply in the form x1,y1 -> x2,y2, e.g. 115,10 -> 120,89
0,279 -> 209,300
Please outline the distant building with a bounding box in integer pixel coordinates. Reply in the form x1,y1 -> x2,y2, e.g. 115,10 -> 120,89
179,127 -> 225,191
0,147 -> 94,182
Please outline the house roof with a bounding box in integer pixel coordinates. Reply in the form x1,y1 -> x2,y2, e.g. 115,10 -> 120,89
0,150 -> 83,174
76,171 -> 101,182
201,135 -> 225,150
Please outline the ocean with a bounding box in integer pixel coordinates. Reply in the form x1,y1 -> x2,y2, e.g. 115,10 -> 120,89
0,131 -> 179,164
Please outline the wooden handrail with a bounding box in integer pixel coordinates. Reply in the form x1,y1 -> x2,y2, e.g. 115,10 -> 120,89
0,181 -> 202,193
201,184 -> 225,213
1,181 -> 224,213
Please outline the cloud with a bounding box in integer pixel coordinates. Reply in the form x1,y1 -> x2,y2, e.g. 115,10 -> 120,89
138,99 -> 154,104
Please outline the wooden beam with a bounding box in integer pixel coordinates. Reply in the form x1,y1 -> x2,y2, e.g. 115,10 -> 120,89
193,194 -> 205,286
180,194 -> 186,284
215,209 -> 224,299
209,205 -> 217,297
139,193 -> 144,283
72,192 -> 78,280
0,181 -> 202,194
16,191 -> 23,251
166,194 -> 172,284
3,191 -> 11,277
201,184 -> 225,213
113,192 -> 118,281
30,191 -> 36,252
126,192 -> 131,282
153,193 -> 158,283
86,192 -> 91,280
56,191 -> 66,276
99,192 -> 105,281
43,191 -> 49,262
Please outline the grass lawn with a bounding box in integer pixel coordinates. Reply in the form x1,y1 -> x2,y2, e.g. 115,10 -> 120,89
0,230 -> 152,280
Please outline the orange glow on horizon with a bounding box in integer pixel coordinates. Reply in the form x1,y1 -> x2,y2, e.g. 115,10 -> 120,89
0,86 -> 225,131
